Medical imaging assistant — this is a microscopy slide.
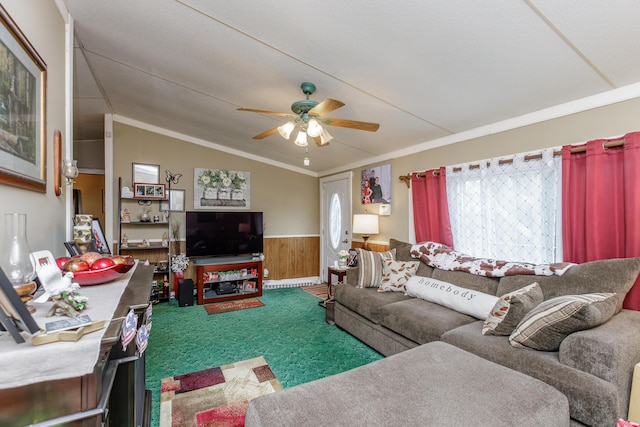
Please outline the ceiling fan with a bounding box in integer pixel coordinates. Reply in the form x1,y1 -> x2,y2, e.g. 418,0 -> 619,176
237,82 -> 380,147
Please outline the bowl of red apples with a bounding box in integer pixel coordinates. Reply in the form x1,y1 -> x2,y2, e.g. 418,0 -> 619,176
55,252 -> 135,286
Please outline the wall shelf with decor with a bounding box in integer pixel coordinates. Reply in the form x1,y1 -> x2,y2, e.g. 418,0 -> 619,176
117,176 -> 172,302
195,259 -> 263,305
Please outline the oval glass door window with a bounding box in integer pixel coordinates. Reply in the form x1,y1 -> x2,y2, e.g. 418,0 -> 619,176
329,192 -> 342,249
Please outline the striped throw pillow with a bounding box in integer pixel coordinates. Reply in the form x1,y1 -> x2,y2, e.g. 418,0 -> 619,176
509,293 -> 618,351
355,248 -> 396,288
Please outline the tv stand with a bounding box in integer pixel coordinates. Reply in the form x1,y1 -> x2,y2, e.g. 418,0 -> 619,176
195,258 -> 263,305
194,255 -> 253,265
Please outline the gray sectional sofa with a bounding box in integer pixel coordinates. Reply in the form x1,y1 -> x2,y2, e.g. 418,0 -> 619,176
331,239 -> 640,427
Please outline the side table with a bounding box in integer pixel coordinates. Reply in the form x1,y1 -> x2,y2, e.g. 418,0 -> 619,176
328,266 -> 347,285
319,267 -> 347,308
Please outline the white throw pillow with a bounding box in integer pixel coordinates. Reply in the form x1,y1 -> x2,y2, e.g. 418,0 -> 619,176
405,276 -> 499,319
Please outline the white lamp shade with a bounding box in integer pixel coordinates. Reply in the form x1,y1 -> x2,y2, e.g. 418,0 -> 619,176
306,118 -> 323,137
277,121 -> 296,139
353,214 -> 379,235
318,128 -> 333,145
294,130 -> 308,146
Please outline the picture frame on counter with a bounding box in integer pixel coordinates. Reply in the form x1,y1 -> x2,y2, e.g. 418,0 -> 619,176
0,266 -> 40,343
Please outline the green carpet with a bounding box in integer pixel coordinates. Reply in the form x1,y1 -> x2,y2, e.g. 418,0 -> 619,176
146,287 -> 383,427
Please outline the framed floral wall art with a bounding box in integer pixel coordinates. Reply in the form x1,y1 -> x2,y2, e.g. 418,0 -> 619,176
0,6 -> 47,192
194,168 -> 250,209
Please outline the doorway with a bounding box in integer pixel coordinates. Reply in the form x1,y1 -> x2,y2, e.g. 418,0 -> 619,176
320,172 -> 352,282
74,173 -> 106,230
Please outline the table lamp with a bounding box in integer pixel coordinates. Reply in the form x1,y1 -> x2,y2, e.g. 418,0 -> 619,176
352,214 -> 379,250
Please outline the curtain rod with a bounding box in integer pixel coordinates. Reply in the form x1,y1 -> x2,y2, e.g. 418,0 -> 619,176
398,138 -> 625,187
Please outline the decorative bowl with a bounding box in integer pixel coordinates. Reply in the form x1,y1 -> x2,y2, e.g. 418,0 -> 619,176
71,257 -> 136,286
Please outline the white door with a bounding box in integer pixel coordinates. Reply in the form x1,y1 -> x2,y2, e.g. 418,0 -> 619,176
320,172 -> 352,282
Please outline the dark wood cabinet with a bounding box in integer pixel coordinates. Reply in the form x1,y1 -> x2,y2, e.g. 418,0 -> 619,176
0,264 -> 154,426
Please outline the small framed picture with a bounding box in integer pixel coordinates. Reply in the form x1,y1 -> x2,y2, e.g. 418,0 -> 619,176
91,219 -> 111,255
64,241 -> 81,256
0,266 -> 40,343
160,189 -> 186,212
243,281 -> 256,292
133,182 -> 166,199
132,163 -> 160,184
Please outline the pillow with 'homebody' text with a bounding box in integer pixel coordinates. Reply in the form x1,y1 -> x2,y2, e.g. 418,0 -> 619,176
405,276 -> 499,319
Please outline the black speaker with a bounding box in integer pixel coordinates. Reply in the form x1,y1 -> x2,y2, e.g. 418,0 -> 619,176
178,279 -> 194,307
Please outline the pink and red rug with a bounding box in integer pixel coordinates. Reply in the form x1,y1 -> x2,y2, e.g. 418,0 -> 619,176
160,356 -> 282,427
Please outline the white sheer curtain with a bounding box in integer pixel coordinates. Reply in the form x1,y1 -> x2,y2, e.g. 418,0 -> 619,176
446,148 -> 562,263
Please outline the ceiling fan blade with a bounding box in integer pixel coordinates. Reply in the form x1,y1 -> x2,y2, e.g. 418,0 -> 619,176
308,98 -> 345,117
321,117 -> 380,132
312,136 -> 330,147
253,128 -> 279,139
237,107 -> 296,118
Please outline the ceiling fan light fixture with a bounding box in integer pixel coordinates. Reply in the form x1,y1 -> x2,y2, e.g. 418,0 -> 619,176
319,128 -> 333,145
306,118 -> 323,137
277,121 -> 296,139
294,130 -> 308,146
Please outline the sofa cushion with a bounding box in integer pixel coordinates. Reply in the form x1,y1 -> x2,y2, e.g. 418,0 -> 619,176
355,248 -> 396,288
496,257 -> 640,308
509,293 -> 618,351
378,298 -> 478,344
245,341 -> 570,427
483,282 -> 544,336
558,309 -> 640,385
405,276 -> 499,319
334,284 -> 410,324
390,238 -> 435,277
441,322 -> 619,427
378,259 -> 420,293
432,268 -> 500,295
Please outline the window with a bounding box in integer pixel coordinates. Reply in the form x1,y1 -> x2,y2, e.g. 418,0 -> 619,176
446,148 -> 562,263
329,193 -> 342,249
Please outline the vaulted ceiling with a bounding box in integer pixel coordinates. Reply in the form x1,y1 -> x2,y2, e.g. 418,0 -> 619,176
63,0 -> 640,174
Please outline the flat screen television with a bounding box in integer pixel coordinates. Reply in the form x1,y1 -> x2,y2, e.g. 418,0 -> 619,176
185,211 -> 264,258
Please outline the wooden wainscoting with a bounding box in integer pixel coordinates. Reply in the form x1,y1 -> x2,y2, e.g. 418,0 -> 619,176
351,241 -> 390,252
263,236 -> 320,280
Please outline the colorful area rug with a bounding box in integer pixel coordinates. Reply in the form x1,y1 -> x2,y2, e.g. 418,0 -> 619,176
160,356 -> 282,427
301,283 -> 328,299
204,298 -> 264,315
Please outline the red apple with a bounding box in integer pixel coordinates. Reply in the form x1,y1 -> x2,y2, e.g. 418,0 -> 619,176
80,251 -> 102,266
63,258 -> 90,272
55,256 -> 71,270
90,257 -> 116,270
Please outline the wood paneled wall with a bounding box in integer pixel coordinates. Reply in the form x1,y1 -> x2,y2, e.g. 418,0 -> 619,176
263,236 -> 320,280
351,241 -> 390,252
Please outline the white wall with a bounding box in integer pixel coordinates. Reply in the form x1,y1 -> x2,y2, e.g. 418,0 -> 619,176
0,1 -> 68,257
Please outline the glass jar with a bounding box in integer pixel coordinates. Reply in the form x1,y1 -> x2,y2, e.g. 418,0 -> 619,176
0,214 -> 37,310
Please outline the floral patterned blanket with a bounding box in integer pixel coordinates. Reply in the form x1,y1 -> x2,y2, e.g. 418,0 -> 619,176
410,242 -> 574,277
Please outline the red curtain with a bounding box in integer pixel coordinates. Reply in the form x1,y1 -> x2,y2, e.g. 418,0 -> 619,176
411,167 -> 454,247
562,132 -> 640,310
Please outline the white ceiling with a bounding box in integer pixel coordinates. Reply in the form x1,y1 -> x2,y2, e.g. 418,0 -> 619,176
62,0 -> 640,174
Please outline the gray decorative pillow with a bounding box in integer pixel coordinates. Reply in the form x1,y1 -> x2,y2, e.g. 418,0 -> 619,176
355,248 -> 396,288
482,283 -> 543,336
509,293 -> 618,351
